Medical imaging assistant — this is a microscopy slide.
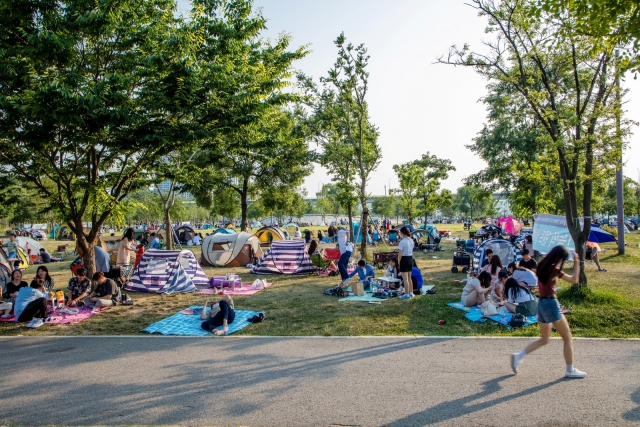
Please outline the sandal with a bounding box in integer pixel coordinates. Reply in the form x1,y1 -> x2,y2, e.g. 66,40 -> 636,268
598,268 -> 607,272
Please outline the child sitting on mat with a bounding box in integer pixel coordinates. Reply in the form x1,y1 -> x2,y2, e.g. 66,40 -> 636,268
201,295 -> 235,336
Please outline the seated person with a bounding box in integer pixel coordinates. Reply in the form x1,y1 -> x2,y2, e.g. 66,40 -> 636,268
308,240 -> 335,270
84,272 -> 120,309
507,262 -> 538,292
480,249 -> 493,267
192,234 -> 202,246
500,277 -> 537,317
200,295 -> 235,336
4,269 -> 28,302
492,269 -> 509,302
32,266 -> 55,292
481,254 -> 503,283
0,300 -> 12,318
460,271 -> 494,307
586,241 -> 607,272
385,257 -> 402,289
14,279 -> 47,322
523,235 -> 533,253
341,259 -> 376,289
34,248 -> 52,264
149,233 -> 161,250
410,259 -> 424,295
518,248 -> 537,271
66,268 -> 90,307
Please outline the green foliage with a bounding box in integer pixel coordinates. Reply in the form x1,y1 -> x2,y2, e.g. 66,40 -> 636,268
453,185 -> 496,220
371,196 -> 397,219
538,0 -> 640,71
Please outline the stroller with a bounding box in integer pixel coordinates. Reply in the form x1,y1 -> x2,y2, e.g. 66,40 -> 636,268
451,249 -> 471,273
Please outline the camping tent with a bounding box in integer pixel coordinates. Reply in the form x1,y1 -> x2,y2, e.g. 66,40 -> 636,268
252,240 -> 316,275
125,249 -> 208,294
352,222 -> 372,244
254,226 -> 287,244
412,226 -> 441,250
212,228 -> 237,235
15,236 -> 45,256
175,225 -> 195,245
0,251 -> 12,293
200,232 -> 263,267
472,238 -> 523,270
497,217 -> 522,236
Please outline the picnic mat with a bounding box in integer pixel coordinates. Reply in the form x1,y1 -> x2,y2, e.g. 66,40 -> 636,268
199,282 -> 272,296
447,302 -> 538,328
142,306 -> 262,336
44,306 -> 104,325
338,292 -> 386,303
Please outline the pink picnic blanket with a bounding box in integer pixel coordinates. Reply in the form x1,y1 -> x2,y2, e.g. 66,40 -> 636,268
44,306 -> 104,324
199,282 -> 272,296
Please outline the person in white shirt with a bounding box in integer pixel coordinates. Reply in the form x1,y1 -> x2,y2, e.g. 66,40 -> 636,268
337,229 -> 352,282
507,262 -> 538,291
460,271 -> 494,306
193,234 -> 202,246
397,226 -> 415,300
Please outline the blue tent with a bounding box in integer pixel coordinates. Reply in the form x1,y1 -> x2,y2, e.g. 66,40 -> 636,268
588,227 -> 616,244
212,228 -> 237,235
352,222 -> 372,244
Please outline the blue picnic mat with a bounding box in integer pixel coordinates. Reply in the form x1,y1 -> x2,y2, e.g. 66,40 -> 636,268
447,301 -> 538,328
338,292 -> 387,303
142,306 -> 263,336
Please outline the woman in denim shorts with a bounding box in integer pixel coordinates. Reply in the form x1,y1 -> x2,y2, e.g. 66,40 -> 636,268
509,245 -> 586,379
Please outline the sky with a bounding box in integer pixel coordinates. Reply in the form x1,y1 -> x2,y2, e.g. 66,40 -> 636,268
177,0 -> 640,197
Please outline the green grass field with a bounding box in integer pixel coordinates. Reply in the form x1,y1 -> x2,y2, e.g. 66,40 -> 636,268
3,223 -> 639,337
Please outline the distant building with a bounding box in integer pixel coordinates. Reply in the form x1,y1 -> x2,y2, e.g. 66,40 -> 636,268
156,180 -> 194,201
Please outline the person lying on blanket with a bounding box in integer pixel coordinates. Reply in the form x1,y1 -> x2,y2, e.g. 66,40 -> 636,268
84,272 -> 120,310
340,260 -> 375,289
201,295 -> 235,336
460,271 -> 494,307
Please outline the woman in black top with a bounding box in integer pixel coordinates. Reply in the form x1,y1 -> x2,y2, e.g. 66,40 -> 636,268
4,270 -> 28,301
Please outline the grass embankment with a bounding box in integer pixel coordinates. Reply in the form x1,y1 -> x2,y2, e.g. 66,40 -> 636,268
2,224 -> 639,337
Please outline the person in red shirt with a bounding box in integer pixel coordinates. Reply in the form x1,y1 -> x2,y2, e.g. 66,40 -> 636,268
509,245 -> 586,378
134,244 -> 145,269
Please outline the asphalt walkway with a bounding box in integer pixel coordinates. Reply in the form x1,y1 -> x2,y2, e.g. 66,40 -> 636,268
2,336 -> 639,426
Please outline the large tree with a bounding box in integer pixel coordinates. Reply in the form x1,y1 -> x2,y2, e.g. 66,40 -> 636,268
441,0 -> 631,285
298,34 -> 381,253
0,0 -> 204,275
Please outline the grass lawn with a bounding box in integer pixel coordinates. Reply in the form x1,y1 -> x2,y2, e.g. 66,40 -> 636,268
2,224 -> 639,338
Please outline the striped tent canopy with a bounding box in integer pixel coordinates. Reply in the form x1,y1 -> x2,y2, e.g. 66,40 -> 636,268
0,251 -> 11,294
472,238 -> 522,271
125,249 -> 208,294
251,240 -> 316,275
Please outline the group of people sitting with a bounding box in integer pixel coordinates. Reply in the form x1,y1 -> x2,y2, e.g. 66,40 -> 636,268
460,247 -> 539,315
1,266 -> 122,324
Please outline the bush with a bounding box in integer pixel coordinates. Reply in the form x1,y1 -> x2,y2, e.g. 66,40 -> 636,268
601,225 -> 618,238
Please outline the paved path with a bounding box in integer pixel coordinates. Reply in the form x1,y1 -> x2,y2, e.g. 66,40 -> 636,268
2,336 -> 639,426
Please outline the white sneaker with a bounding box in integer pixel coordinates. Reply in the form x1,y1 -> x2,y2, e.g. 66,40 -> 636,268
1,314 -> 12,319
27,318 -> 44,328
565,368 -> 587,378
510,353 -> 521,374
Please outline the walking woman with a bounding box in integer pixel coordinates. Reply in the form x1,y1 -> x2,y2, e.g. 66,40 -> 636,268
337,229 -> 352,284
397,226 -> 414,300
510,246 -> 585,378
117,228 -> 137,266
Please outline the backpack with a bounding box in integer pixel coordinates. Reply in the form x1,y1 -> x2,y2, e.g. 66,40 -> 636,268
509,313 -> 527,328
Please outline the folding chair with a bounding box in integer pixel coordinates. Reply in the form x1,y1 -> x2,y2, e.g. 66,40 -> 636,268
54,245 -> 68,261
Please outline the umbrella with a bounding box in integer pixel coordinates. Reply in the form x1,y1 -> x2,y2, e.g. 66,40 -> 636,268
588,227 -> 616,244
497,217 -> 522,236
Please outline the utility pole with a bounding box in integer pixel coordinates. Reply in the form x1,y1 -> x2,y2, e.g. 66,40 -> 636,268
615,50 -> 625,254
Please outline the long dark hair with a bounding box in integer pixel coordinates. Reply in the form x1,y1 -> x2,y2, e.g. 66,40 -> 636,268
504,277 -> 525,300
537,245 -> 569,284
123,227 -> 135,241
35,266 -> 52,282
11,269 -> 22,282
389,257 -> 398,269
400,226 -> 411,237
489,255 -> 502,275
308,240 -> 318,256
478,271 -> 492,288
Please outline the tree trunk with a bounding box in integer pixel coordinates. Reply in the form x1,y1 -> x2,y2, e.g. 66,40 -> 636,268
361,206 -> 369,258
76,233 -> 96,280
347,202 -> 354,242
240,192 -> 248,232
164,213 -> 172,250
